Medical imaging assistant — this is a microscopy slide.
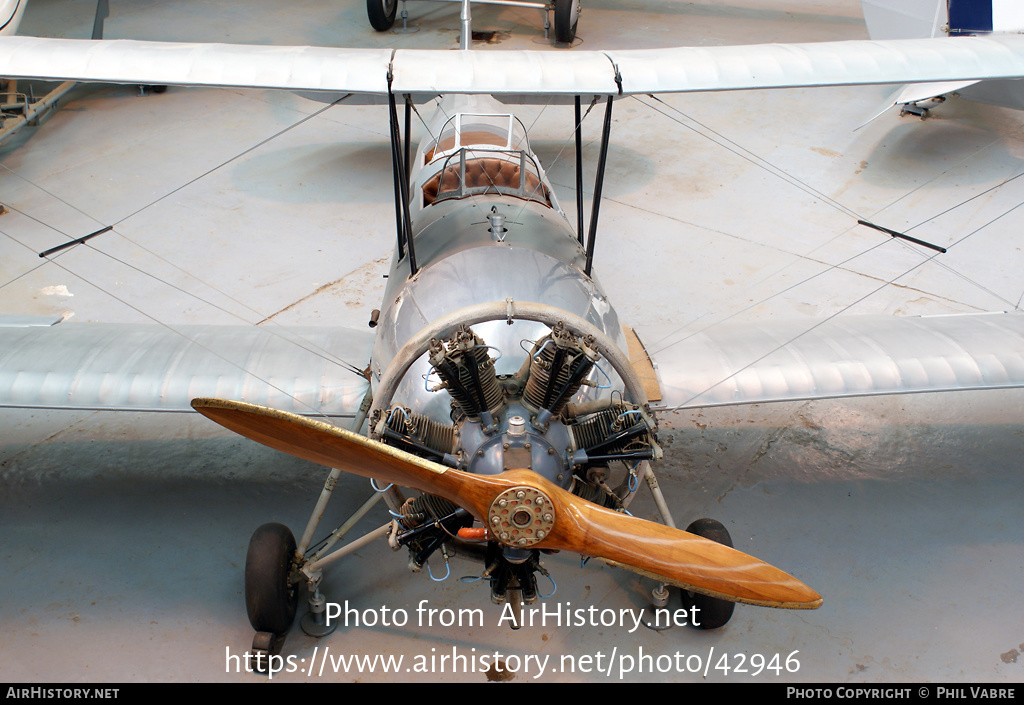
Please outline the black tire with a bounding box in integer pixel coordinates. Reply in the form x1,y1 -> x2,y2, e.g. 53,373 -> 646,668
245,523 -> 299,635
681,518 -> 736,630
367,0 -> 398,31
553,0 -> 579,44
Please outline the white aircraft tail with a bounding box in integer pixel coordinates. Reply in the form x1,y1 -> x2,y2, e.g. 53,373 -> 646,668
862,0 -> 1024,40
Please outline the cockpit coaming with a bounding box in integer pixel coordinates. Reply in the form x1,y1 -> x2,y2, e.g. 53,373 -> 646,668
367,96 -> 661,610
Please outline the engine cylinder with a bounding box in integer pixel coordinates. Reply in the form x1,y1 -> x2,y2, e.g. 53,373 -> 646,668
522,322 -> 597,418
568,405 -> 633,452
398,493 -> 463,530
429,327 -> 504,420
382,406 -> 457,457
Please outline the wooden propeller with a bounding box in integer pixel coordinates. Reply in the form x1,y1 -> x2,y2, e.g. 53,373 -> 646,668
191,398 -> 822,610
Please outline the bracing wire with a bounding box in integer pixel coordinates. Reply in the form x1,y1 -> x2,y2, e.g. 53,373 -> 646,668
632,92 -> 1024,371
0,92 -> 374,421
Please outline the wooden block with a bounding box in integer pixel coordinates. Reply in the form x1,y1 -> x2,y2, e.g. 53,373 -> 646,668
622,326 -> 661,403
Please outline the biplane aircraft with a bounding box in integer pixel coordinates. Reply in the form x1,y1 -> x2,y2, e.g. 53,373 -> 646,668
2,1 -> 1024,676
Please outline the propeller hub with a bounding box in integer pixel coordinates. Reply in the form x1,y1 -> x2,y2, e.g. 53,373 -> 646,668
488,486 -> 555,547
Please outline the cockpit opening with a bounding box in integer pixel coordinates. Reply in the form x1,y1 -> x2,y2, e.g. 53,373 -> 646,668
419,113 -> 551,207
422,149 -> 549,206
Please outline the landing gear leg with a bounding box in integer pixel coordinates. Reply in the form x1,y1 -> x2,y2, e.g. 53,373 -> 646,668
642,582 -> 672,632
300,584 -> 338,638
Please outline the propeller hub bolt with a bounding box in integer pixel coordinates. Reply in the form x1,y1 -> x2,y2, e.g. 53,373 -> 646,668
487,486 -> 556,548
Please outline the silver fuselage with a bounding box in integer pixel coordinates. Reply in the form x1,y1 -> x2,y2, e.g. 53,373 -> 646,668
370,95 -> 627,418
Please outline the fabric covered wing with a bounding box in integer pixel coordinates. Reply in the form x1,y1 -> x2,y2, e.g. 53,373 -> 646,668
0,320 -> 372,416
604,36 -> 1024,95
2,35 -> 1024,97
635,312 -> 1024,410
0,37 -> 393,93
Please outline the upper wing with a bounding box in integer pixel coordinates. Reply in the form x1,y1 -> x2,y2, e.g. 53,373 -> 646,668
1,34 -> 1024,96
0,318 -> 372,416
634,312 -> 1024,411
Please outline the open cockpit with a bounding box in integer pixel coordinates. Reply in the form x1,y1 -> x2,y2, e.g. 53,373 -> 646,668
417,112 -> 554,208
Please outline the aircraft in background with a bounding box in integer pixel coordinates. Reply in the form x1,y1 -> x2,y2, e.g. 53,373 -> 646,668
1,22 -> 1024,668
365,0 -> 580,44
862,0 -> 1024,119
0,0 -> 109,145
0,0 -> 26,36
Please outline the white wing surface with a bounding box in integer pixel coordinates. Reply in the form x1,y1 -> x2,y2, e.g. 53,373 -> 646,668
639,313 -> 1024,410
2,35 -> 1024,96
0,38 -> 394,92
0,320 -> 372,416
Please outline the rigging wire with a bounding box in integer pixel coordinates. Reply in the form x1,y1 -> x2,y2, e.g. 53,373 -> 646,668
668,188 -> 1024,411
2,223 -> 356,419
638,94 -> 863,221
0,92 -> 373,388
413,93 -> 586,232
1,198 -> 368,378
113,93 -> 355,227
632,93 -> 1024,365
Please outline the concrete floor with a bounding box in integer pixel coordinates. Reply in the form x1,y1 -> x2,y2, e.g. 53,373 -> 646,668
2,0 -> 1023,684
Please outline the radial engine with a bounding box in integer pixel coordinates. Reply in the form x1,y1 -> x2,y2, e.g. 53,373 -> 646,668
370,322 -> 661,608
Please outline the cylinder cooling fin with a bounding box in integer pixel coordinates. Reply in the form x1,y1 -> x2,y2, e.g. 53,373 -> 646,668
427,326 -> 504,423
373,319 -> 661,575
376,405 -> 458,462
522,321 -> 600,421
376,321 -> 660,492
397,493 -> 464,530
568,403 -> 639,452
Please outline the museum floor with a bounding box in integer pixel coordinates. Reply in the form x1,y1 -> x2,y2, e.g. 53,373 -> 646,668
1,0 -> 1022,683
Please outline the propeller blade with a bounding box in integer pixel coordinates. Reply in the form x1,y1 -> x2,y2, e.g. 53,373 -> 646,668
531,476 -> 821,608
191,397 -> 517,519
192,398 -> 821,609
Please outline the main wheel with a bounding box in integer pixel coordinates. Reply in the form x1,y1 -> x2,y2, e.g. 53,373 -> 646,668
680,518 -> 736,629
367,0 -> 398,31
245,523 -> 299,635
553,0 -> 579,44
